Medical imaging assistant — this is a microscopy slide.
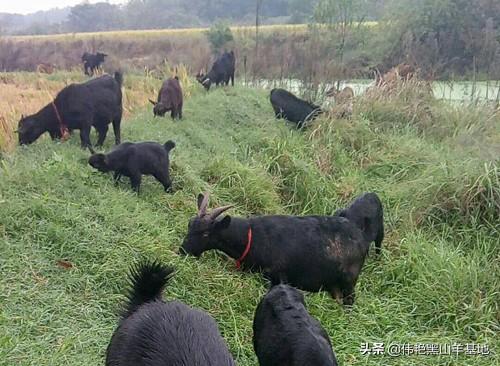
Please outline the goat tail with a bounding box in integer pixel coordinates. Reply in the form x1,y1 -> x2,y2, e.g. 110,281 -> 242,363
121,261 -> 174,319
114,71 -> 124,87
164,140 -> 176,152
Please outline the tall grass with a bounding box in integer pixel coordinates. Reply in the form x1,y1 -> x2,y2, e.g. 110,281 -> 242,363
0,81 -> 498,366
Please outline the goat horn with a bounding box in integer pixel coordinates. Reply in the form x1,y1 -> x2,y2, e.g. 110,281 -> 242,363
209,205 -> 234,220
198,192 -> 210,217
202,78 -> 211,85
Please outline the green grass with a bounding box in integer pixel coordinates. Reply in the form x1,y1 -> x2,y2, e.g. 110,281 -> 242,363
0,84 -> 498,366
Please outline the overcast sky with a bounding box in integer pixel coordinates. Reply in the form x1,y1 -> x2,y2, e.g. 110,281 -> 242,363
0,0 -> 126,15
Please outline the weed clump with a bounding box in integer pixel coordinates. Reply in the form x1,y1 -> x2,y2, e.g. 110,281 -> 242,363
201,158 -> 283,215
421,162 -> 500,228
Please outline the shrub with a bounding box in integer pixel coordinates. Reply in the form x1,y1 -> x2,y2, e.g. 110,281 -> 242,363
205,21 -> 234,55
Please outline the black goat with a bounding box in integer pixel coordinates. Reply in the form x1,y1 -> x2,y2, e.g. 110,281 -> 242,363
180,193 -> 370,305
82,52 -> 107,75
270,88 -> 322,128
253,284 -> 338,366
17,73 -> 122,149
335,192 -> 384,256
106,261 -> 236,366
88,140 -> 175,193
197,51 -> 235,91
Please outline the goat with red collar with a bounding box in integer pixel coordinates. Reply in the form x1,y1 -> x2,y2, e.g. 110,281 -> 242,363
180,192 -> 371,306
17,72 -> 122,150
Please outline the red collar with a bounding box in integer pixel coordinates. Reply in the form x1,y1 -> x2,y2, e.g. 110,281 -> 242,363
51,101 -> 70,139
235,226 -> 252,269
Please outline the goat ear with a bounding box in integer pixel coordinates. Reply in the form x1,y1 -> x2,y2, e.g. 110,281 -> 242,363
197,193 -> 205,210
149,99 -> 157,106
214,215 -> 231,231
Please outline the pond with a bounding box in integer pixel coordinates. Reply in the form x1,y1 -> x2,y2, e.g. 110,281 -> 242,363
251,79 -> 500,102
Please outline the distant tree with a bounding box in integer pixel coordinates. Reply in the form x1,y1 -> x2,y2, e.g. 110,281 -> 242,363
67,2 -> 123,32
205,21 -> 234,54
314,0 -> 366,85
288,0 -> 319,23
385,0 -> 500,78
123,0 -> 202,29
262,0 -> 290,17
255,0 -> 263,59
8,0 -> 344,35
199,0 -> 255,22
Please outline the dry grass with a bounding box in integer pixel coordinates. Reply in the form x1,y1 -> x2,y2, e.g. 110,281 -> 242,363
145,62 -> 194,99
0,74 -> 72,152
7,24 -> 311,42
0,115 -> 14,152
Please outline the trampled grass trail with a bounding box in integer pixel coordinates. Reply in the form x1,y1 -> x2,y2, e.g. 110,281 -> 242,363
0,85 -> 498,366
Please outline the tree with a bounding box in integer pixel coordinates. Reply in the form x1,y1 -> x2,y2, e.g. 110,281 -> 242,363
67,3 -> 122,32
288,0 -> 319,23
314,0 -> 366,86
205,21 -> 234,54
255,0 -> 263,59
385,0 -> 500,78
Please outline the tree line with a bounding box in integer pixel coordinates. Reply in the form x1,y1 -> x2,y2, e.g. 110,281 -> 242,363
1,0 -> 316,34
0,0 -> 498,79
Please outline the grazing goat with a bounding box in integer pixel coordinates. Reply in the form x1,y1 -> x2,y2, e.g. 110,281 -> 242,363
180,193 -> 370,305
197,51 -> 235,91
149,77 -> 183,119
335,192 -> 384,256
253,284 -> 338,366
82,52 -> 107,76
17,72 -> 122,149
88,140 -> 175,193
106,261 -> 236,366
270,88 -> 322,129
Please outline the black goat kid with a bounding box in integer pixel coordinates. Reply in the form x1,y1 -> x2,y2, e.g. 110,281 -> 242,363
88,140 -> 175,193
253,284 -> 338,366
